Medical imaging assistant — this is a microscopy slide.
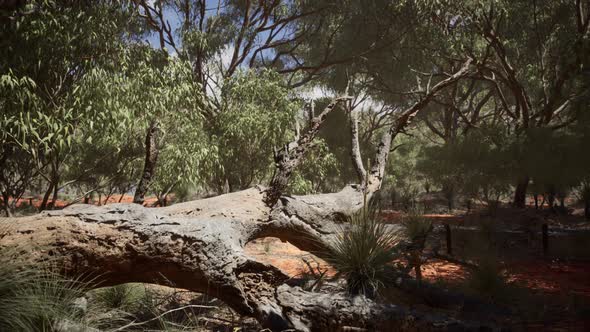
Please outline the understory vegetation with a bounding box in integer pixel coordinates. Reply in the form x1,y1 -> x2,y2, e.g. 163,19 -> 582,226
1,0 -> 589,331
0,243 -> 251,331
1,1 -> 589,218
325,200 -> 400,297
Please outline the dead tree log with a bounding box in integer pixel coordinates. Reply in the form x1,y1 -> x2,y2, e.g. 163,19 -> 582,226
0,60 -> 478,331
1,187 -> 493,331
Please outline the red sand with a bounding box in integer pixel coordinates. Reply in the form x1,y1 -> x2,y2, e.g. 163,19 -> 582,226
12,195 -> 161,209
507,260 -> 590,297
9,199 -> 590,301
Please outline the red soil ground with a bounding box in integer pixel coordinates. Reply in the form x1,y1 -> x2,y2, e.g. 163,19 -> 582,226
246,237 -> 590,299
7,197 -> 590,329
12,194 -> 160,209
13,197 -> 586,300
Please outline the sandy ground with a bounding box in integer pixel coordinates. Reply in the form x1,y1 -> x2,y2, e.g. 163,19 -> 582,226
8,197 -> 590,330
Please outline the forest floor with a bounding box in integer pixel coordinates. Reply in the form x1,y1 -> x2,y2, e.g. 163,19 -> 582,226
246,239 -> 590,331
8,196 -> 590,331
246,206 -> 590,331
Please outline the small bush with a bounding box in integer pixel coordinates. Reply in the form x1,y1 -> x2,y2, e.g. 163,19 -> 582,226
401,212 -> 432,244
92,283 -> 144,313
0,247 -> 87,332
325,202 -> 400,298
88,283 -> 176,330
400,212 -> 432,283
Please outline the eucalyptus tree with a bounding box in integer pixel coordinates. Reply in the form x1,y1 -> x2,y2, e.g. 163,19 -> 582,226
131,0 -> 398,195
205,69 -> 299,192
75,47 -> 211,205
0,73 -> 40,216
422,0 -> 590,207
133,0 -> 386,88
0,0 -> 139,210
290,0 -> 481,203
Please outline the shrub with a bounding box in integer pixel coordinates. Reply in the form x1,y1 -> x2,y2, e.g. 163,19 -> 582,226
92,283 -> 144,313
325,202 -> 401,298
0,246 -> 87,331
88,283 -> 175,330
401,212 -> 432,244
401,212 -> 432,283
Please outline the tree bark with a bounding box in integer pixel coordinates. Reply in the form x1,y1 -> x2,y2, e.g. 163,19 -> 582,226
264,96 -> 352,207
349,107 -> 367,186
134,120 -> 160,205
513,176 -> 529,208
1,192 -> 12,217
0,58 -> 478,332
0,187 -> 496,331
39,181 -> 54,211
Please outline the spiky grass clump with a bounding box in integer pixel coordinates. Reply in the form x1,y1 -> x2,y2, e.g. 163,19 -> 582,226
0,225 -> 200,331
89,284 -> 209,331
92,283 -> 145,313
401,212 -> 432,243
0,247 -> 87,331
326,204 -> 400,298
400,211 -> 432,283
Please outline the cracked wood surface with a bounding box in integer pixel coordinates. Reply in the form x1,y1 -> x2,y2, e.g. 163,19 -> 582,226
0,187 -> 493,331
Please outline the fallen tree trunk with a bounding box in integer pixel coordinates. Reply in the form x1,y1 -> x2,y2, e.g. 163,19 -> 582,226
0,187 -> 494,331
0,60 -> 482,331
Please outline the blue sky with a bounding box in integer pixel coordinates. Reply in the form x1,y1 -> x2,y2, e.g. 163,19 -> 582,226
144,5 -> 182,52
144,0 -> 225,53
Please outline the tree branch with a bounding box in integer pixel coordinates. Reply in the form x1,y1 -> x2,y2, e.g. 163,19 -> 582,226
264,96 -> 352,207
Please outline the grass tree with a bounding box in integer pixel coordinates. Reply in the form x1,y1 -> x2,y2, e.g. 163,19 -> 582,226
325,195 -> 401,298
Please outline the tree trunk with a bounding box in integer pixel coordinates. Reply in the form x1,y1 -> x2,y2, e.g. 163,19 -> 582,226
39,181 -> 54,211
349,108 -> 366,185
1,192 -> 12,217
134,120 -> 160,205
0,187 -> 496,331
0,59 -> 483,332
264,96 -> 351,207
443,184 -> 454,213
513,176 -> 529,208
49,176 -> 60,209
